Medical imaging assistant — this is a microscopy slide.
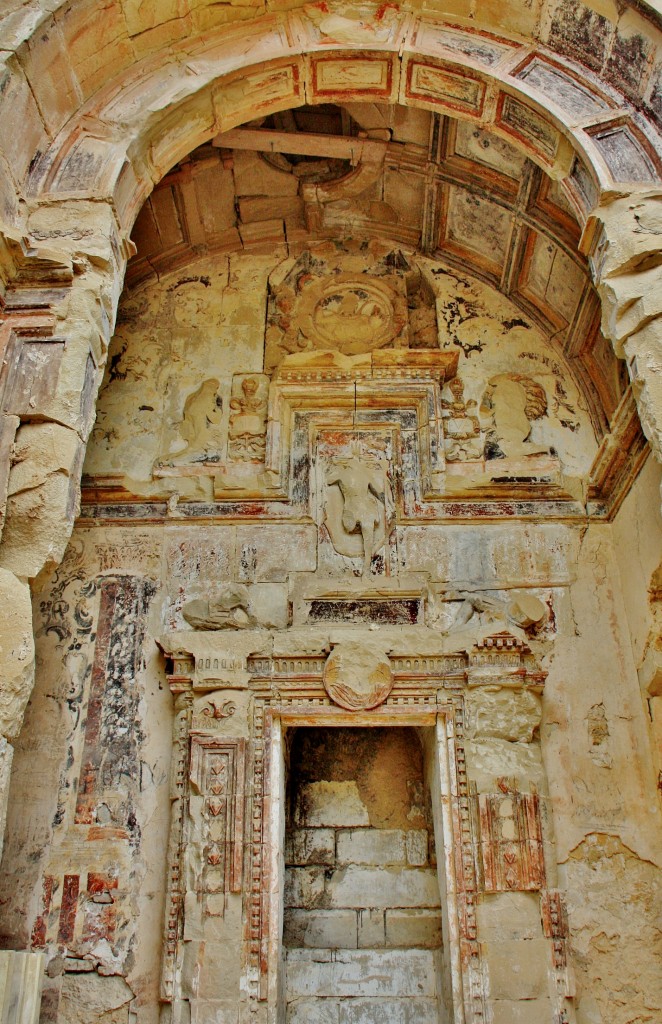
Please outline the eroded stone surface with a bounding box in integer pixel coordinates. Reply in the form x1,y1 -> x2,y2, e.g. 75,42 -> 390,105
0,567 -> 34,739
0,11 -> 661,1021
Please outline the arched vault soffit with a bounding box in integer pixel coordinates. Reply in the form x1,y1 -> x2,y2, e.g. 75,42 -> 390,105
1,1 -> 662,499
5,1 -> 662,238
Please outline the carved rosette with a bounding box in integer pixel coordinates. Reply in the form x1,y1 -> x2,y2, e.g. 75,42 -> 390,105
322,642 -> 393,710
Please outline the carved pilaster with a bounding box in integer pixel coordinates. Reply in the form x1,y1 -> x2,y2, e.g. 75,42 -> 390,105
160,686 -> 193,1002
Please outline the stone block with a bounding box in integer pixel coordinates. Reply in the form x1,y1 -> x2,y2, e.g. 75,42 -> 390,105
294,782 -> 370,828
327,867 -> 441,909
0,59 -> 48,185
476,893 -> 543,941
248,582 -> 288,629
465,688 -> 542,743
340,999 -> 405,1024
290,997 -> 442,1024
0,739 -> 14,862
357,909 -> 385,948
0,423 -> 84,580
0,568 -> 34,739
284,867 -> 326,910
337,829 -> 405,866
406,831 -> 429,866
58,973 -> 133,1024
285,949 -> 437,999
286,949 -> 333,964
287,997 -> 340,1024
235,523 -> 317,580
385,910 -> 442,949
188,1000 -> 238,1024
196,940 -> 241,999
19,24 -> 82,138
0,950 -> 44,1024
404,1000 -> 442,1024
465,739 -> 546,793
284,909 -> 357,949
286,829 -> 335,866
485,939 -> 550,1000
491,998 -> 553,1024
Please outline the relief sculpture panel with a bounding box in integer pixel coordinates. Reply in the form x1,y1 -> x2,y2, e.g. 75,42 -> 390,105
323,441 -> 393,575
228,374 -> 269,462
264,243 -> 437,371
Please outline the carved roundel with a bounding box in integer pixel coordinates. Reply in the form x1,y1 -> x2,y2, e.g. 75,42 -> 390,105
323,642 -> 393,711
310,278 -> 397,352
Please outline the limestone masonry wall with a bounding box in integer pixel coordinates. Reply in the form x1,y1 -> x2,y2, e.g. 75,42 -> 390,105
0,4 -> 661,1021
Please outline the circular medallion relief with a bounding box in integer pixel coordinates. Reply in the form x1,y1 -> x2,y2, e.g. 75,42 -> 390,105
311,279 -> 397,352
323,642 -> 393,711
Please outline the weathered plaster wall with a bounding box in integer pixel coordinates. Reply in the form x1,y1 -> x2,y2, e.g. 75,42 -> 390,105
612,455 -> 662,665
543,520 -> 662,1024
0,530 -> 172,1022
84,249 -> 598,504
0,244 -> 659,1024
0,515 -> 657,1021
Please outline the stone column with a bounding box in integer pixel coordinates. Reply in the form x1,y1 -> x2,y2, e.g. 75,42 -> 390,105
0,950 -> 45,1024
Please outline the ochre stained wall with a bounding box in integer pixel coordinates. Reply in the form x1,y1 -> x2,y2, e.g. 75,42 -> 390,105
0,248 -> 658,1024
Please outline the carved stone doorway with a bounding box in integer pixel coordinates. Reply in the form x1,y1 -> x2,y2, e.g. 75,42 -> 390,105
282,725 -> 448,1024
266,712 -> 463,1024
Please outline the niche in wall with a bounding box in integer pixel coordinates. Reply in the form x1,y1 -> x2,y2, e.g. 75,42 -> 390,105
283,726 -> 448,1024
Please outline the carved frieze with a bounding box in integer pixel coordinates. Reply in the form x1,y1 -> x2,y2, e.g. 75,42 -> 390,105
475,789 -> 546,892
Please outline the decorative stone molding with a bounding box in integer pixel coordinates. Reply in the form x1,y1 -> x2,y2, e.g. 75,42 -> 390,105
158,624 -> 572,1024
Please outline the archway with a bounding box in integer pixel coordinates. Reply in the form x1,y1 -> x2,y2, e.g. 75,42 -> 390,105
0,5 -> 661,1024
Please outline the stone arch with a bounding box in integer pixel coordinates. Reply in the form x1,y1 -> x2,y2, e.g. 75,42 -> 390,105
0,7 -> 661,1021
2,11 -> 661,517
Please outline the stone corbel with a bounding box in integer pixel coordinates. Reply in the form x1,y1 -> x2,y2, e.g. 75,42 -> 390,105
467,632 -> 546,693
301,139 -> 388,231
464,633 -> 545,745
158,630 -> 272,692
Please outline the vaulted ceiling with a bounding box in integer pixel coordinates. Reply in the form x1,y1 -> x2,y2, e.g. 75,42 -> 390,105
128,102 -> 627,438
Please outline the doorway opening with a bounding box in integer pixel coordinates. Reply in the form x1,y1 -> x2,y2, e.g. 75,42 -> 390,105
282,726 -> 450,1024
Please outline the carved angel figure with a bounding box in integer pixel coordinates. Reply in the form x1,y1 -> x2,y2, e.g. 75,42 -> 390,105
441,377 -> 482,461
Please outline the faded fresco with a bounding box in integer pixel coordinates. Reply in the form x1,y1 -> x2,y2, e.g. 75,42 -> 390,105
0,230 -> 658,1024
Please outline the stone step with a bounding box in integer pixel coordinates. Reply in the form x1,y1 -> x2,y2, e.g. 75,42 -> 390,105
287,996 -> 442,1024
284,908 -> 443,949
285,948 -> 438,999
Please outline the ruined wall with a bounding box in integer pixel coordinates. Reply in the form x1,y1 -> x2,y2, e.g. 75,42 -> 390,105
0,247 -> 659,1024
